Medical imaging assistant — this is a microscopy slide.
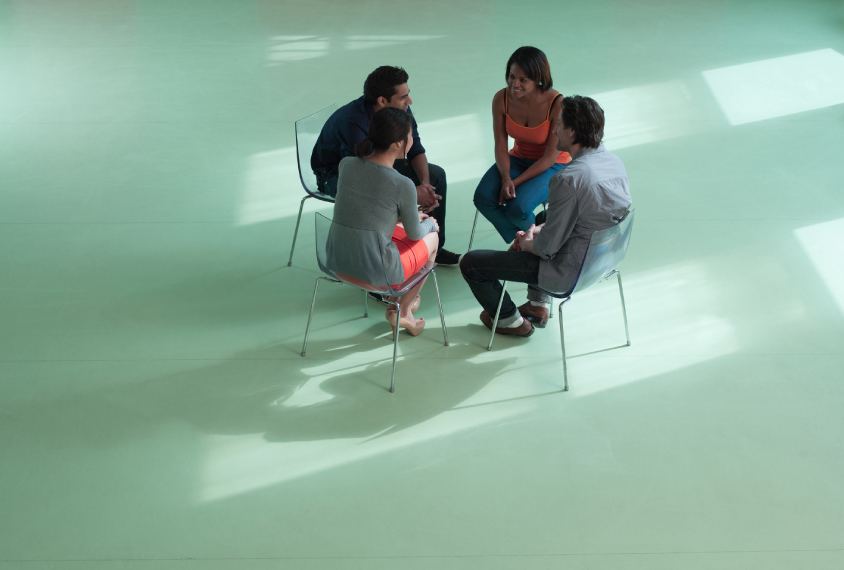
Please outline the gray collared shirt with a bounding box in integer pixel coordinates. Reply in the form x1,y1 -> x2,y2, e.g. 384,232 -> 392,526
533,143 -> 631,293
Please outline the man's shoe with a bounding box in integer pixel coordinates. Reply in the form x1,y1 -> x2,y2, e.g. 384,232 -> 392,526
435,249 -> 463,266
479,310 -> 535,337
518,302 -> 549,328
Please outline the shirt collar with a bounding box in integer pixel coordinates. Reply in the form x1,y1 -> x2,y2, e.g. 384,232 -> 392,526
572,142 -> 605,161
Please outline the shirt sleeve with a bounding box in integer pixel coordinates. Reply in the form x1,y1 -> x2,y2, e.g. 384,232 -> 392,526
406,108 -> 426,160
337,117 -> 369,159
398,180 -> 435,240
534,174 -> 579,260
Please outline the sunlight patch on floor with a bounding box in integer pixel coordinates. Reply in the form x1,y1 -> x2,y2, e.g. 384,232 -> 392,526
236,147 -> 297,225
795,217 -> 844,317
703,48 -> 844,125
198,398 -> 528,503
593,80 -> 705,150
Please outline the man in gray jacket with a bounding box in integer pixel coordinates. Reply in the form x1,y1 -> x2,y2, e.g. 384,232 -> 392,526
460,95 -> 631,337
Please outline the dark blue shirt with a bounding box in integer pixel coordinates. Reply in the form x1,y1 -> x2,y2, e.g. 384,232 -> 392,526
310,95 -> 426,174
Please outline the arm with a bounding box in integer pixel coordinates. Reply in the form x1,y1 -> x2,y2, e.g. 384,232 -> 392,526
399,181 -> 436,240
337,118 -> 369,159
410,152 -> 430,185
512,94 -> 563,188
532,175 -> 578,260
492,90 -> 514,205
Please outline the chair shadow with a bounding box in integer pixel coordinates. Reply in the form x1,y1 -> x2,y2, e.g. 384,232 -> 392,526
3,338 -> 521,452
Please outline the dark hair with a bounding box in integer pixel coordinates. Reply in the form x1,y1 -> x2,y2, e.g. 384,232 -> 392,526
561,95 -> 604,148
505,46 -> 552,92
363,66 -> 409,105
354,107 -> 413,158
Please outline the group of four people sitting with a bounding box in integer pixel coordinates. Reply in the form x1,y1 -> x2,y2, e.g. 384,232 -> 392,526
311,46 -> 632,338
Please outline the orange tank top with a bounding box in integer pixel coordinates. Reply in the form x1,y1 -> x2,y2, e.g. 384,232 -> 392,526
505,92 -> 570,164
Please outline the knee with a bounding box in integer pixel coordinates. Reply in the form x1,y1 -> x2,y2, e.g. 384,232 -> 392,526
503,200 -> 531,224
473,181 -> 498,210
460,250 -> 480,279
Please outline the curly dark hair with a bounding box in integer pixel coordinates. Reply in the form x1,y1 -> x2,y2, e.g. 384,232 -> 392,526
363,66 -> 409,105
561,96 -> 604,148
354,108 -> 413,158
505,46 -> 553,92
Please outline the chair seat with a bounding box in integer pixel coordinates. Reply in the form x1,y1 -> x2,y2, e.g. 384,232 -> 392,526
335,264 -> 436,295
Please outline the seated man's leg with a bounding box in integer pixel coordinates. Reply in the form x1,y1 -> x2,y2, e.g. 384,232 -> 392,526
316,169 -> 339,198
425,163 -> 447,250
460,250 -> 540,331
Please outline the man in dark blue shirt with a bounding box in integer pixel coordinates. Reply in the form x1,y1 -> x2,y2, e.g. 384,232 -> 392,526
311,66 -> 460,265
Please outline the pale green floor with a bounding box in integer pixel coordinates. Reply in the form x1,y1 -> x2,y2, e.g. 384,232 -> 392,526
2,0 -> 844,568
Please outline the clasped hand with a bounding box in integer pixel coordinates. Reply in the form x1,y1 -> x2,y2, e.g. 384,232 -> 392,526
417,183 -> 442,213
508,224 -> 536,253
498,178 -> 516,205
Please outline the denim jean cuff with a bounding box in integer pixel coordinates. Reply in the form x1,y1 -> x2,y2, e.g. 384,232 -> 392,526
527,287 -> 552,304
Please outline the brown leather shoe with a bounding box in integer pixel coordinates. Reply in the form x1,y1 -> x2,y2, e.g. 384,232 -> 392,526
518,302 -> 549,328
480,310 -> 535,337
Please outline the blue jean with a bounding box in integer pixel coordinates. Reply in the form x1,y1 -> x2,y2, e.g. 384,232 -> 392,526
473,156 -> 566,243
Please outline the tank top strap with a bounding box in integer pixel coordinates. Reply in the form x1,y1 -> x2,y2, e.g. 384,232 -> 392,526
546,93 -> 562,121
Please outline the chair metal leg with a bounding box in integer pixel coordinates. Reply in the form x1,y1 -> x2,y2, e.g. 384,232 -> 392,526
387,300 -> 401,393
287,195 -> 311,267
467,209 -> 480,252
431,269 -> 449,346
559,297 -> 570,391
486,281 -> 508,351
616,271 -> 630,346
301,276 -> 324,357
364,289 -> 369,318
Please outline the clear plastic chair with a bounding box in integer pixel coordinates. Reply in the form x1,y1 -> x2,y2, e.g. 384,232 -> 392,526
287,104 -> 339,267
487,209 -> 635,391
301,213 -> 449,393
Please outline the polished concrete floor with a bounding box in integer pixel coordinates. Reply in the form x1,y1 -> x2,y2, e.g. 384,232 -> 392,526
2,0 -> 844,568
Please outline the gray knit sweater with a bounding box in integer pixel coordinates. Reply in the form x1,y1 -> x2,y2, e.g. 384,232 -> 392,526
328,157 -> 436,284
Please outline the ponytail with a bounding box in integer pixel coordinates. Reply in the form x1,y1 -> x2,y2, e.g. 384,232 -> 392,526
354,137 -> 373,158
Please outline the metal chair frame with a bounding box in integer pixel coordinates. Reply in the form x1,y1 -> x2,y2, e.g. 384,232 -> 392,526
301,214 -> 449,393
287,104 -> 338,267
486,209 -> 635,391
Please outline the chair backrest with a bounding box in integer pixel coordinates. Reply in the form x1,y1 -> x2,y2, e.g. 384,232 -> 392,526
570,208 -> 635,295
295,104 -> 338,198
314,213 -> 433,296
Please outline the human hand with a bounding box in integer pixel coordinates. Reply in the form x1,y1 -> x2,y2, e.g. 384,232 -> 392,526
419,212 -> 440,232
498,179 -> 516,205
417,183 -> 441,213
517,224 -> 537,254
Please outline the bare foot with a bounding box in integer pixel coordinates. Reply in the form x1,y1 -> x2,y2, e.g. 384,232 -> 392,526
387,311 -> 426,336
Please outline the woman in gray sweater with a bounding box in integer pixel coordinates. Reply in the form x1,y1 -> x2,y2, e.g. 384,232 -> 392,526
331,108 -> 439,336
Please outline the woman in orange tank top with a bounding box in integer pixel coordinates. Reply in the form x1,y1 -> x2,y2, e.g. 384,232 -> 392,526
472,46 -> 571,243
